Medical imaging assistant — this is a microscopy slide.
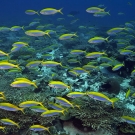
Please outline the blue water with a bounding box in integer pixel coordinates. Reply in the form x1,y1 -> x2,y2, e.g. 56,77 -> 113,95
0,0 -> 135,27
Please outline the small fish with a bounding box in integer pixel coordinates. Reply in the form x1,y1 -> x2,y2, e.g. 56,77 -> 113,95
41,109 -> 65,117
26,61 -> 42,68
125,89 -> 130,98
29,21 -> 40,27
25,10 -> 39,15
29,125 -> 50,133
25,30 -> 49,37
93,11 -> 110,17
41,61 -> 62,67
68,59 -> 81,64
55,97 -> 74,108
45,30 -> 56,35
0,62 -> 20,70
121,116 -> 135,124
112,63 -> 124,71
87,91 -> 114,108
0,118 -> 19,128
19,101 -> 43,108
0,103 -> 24,113
70,19 -> 79,24
72,67 -> 89,74
48,102 -> 65,110
119,49 -> 134,55
30,106 -> 48,112
85,52 -> 106,58
67,92 -> 86,98
48,81 -> 70,90
100,63 -> 112,68
68,70 -> 79,77
107,27 -> 126,35
82,65 -> 98,70
12,42 -> 28,47
86,7 -> 105,13
40,8 -> 63,15
70,50 -> 86,55
0,27 -> 10,32
88,36 -> 109,44
0,50 -> 9,57
10,26 -> 24,31
10,78 -> 37,88
59,33 -> 78,40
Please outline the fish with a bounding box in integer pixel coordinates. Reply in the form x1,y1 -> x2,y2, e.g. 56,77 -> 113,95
0,27 -> 10,32
70,50 -> 86,55
125,89 -> 130,98
87,91 -> 114,108
85,52 -> 106,58
48,81 -> 70,90
107,27 -> 126,35
59,33 -> 78,40
121,116 -> 135,124
12,42 -> 28,47
0,103 -> 24,113
40,8 -> 63,15
93,11 -> 110,17
10,78 -> 37,88
119,49 -> 134,55
26,61 -> 42,68
70,19 -> 79,24
41,109 -> 65,117
10,26 -> 24,31
55,97 -> 74,108
25,10 -> 39,15
88,37 -> 109,44
0,50 -> 9,57
29,21 -> 40,27
67,92 -> 86,98
25,30 -> 50,37
0,118 -> 20,128
19,101 -> 43,108
29,125 -> 50,133
100,63 -> 112,68
86,7 -> 105,13
72,67 -> 89,74
0,62 -> 20,70
112,63 -> 124,71
68,70 -> 79,77
48,102 -> 65,110
30,106 -> 48,112
68,59 -> 81,64
82,65 -> 98,70
41,61 -> 62,67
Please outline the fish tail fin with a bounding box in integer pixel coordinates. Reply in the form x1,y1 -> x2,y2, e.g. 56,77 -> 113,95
36,11 -> 40,16
46,127 -> 51,134
16,123 -> 20,128
20,108 -> 25,114
74,32 -> 78,37
45,32 -> 51,38
58,8 -> 63,14
107,10 -> 110,15
16,65 -> 21,70
22,26 -> 25,31
39,102 -> 44,107
61,109 -> 65,115
32,82 -> 38,88
106,36 -> 110,42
